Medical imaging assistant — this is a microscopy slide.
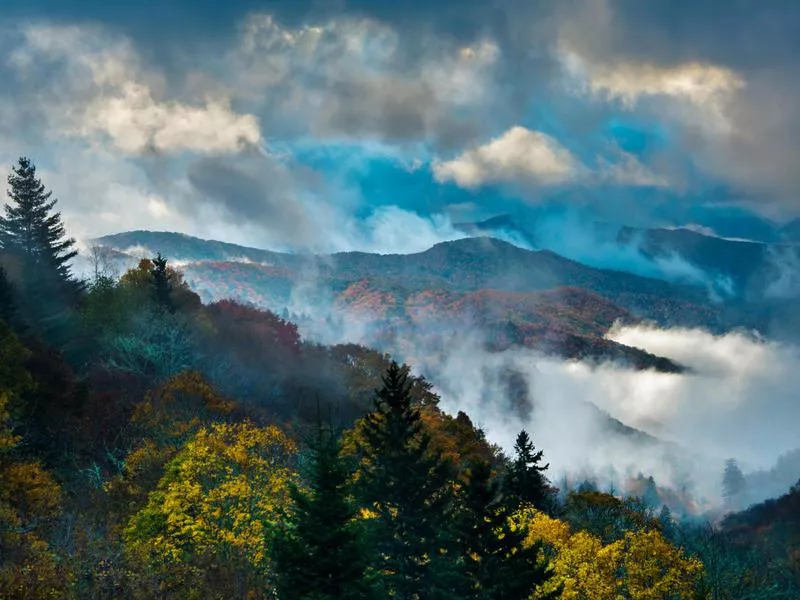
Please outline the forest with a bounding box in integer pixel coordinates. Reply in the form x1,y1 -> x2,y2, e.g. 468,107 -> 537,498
0,156 -> 798,599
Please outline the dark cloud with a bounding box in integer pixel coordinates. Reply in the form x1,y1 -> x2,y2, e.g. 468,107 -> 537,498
186,153 -> 321,247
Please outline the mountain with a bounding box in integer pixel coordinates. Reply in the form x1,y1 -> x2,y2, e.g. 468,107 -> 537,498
454,215 -> 800,303
95,231 -> 745,370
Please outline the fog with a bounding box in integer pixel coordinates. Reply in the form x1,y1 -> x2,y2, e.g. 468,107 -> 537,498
294,301 -> 800,508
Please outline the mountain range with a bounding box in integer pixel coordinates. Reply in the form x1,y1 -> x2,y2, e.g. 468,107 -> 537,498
91,225 -> 800,373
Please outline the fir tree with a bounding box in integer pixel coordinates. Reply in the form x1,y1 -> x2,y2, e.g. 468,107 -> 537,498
642,475 -> 661,510
0,157 -> 80,343
658,504 -> 675,540
504,430 -> 554,511
722,458 -> 747,507
150,253 -> 173,312
356,362 -> 457,600
273,425 -> 375,600
457,460 -> 558,600
0,157 -> 77,280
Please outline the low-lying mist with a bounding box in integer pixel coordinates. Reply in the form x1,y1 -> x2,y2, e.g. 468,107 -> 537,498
297,302 -> 800,511
430,324 -> 800,506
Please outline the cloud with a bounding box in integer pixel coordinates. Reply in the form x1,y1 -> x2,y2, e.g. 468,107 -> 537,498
432,126 -> 579,189
287,294 -> 800,504
230,14 -> 500,149
433,126 -> 668,191
550,0 -> 800,207
9,24 -> 261,154
561,44 -> 744,110
595,147 -> 669,187
415,323 -> 800,504
557,40 -> 745,138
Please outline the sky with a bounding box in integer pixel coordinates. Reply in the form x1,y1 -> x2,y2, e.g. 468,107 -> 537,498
2,0 -> 800,253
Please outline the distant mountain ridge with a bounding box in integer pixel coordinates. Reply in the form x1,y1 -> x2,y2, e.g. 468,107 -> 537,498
94,230 -> 744,370
455,214 -> 800,302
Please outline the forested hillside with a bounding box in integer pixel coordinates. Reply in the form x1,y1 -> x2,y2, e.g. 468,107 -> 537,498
1,158 -> 799,598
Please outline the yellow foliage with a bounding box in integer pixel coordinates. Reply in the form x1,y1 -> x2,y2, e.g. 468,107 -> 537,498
124,421 -> 297,592
516,508 -> 703,599
618,529 -> 705,599
0,393 -> 20,453
132,370 -> 237,441
0,393 -> 68,598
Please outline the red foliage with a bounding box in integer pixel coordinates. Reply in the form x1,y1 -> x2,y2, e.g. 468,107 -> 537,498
205,300 -> 301,360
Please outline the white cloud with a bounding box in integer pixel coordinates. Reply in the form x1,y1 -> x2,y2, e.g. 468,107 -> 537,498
433,126 -> 668,190
558,43 -> 745,134
10,24 -> 261,154
432,126 -> 579,189
416,324 -> 800,503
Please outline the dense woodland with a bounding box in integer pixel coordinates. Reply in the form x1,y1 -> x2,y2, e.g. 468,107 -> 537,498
0,157 -> 798,598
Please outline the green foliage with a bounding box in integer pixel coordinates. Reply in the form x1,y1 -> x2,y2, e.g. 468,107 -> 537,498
354,361 -> 457,599
505,429 -> 555,512
0,157 -> 81,347
457,459 -> 558,599
273,425 -> 376,600
563,490 -> 659,545
150,252 -> 174,313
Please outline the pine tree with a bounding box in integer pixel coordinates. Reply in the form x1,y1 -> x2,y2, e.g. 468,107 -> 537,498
150,253 -> 173,312
0,157 -> 80,343
0,157 -> 77,280
504,430 -> 554,511
457,460 -> 558,600
658,504 -> 675,540
356,362 -> 457,600
722,458 -> 747,507
273,425 -> 375,600
641,475 -> 660,510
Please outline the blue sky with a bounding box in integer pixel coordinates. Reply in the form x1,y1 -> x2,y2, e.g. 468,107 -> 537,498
1,0 -> 799,252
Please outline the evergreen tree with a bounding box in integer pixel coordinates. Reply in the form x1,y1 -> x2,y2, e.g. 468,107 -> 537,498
457,459 -> 558,600
0,157 -> 80,343
150,253 -> 173,312
641,475 -> 661,510
722,459 -> 747,507
0,157 -> 77,280
356,362 -> 457,600
273,425 -> 375,600
504,430 -> 554,511
658,504 -> 675,540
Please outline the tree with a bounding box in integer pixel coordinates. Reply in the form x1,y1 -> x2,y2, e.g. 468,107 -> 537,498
355,361 -> 457,599
0,157 -> 77,280
518,508 -> 703,600
0,392 -> 70,597
0,157 -> 80,343
457,459 -> 557,599
722,459 -> 747,508
641,475 -> 660,510
273,425 -> 376,600
125,422 -> 297,598
505,429 -> 554,511
150,252 -> 174,312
